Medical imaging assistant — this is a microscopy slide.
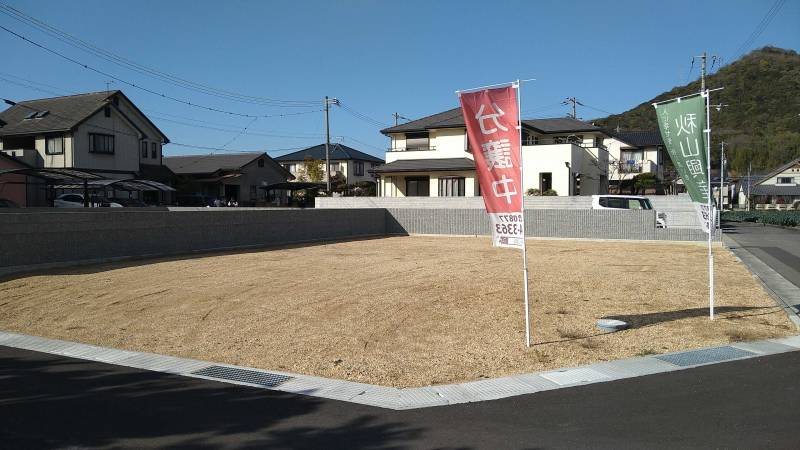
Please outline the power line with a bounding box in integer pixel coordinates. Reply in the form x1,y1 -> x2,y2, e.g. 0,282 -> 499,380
0,3 -> 318,107
167,142 -> 308,154
731,0 -> 786,61
0,75 -> 64,97
146,114 -> 326,139
0,23 -> 314,118
337,102 -> 390,128
220,117 -> 258,150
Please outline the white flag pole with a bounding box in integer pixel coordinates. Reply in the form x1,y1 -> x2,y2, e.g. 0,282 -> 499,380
704,88 -> 714,320
515,79 -> 531,347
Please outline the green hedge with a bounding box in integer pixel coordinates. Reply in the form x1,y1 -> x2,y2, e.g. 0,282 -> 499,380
721,210 -> 800,227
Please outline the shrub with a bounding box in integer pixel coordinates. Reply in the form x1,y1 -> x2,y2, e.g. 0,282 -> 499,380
542,189 -> 558,196
526,188 -> 541,196
721,210 -> 800,227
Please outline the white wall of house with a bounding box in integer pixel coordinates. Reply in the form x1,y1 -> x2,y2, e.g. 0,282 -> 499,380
281,158 -> 381,184
759,162 -> 800,186
380,170 -> 477,197
386,128 -> 472,163
603,137 -> 662,182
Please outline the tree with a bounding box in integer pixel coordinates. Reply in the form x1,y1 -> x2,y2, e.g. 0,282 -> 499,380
302,156 -> 324,182
632,173 -> 658,195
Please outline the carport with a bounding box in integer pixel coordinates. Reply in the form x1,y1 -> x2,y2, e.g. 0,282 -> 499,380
0,168 -> 175,207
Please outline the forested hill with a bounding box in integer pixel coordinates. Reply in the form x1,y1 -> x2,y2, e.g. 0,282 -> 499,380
594,47 -> 800,175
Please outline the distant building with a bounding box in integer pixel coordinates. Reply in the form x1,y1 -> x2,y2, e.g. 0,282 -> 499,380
373,107 -> 610,197
164,152 -> 293,206
274,143 -> 384,185
747,157 -> 800,209
603,130 -> 665,191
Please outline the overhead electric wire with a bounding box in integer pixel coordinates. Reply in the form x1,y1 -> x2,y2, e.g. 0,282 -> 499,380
337,102 -> 390,128
146,114 -> 326,139
0,2 -> 318,107
168,142 -> 308,154
0,71 -> 78,95
731,0 -> 786,60
0,75 -> 64,97
0,23 -> 318,118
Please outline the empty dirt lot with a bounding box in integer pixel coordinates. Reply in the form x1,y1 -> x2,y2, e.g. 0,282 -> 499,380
0,236 -> 794,387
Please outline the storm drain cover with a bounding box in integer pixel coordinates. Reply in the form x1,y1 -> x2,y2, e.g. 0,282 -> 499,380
655,346 -> 755,367
192,365 -> 292,387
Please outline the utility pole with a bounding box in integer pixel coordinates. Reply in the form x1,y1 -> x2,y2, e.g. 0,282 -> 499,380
562,97 -> 582,119
719,141 -> 726,215
747,160 -> 752,211
324,96 -> 339,192
392,112 -> 410,126
692,52 -> 719,91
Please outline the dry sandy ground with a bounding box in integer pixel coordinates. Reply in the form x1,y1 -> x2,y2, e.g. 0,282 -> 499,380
0,237 -> 794,387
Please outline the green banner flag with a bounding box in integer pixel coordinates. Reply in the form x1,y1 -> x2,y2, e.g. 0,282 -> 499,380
654,93 -> 713,232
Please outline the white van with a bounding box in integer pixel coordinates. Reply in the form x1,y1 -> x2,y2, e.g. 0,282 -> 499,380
591,195 -> 667,228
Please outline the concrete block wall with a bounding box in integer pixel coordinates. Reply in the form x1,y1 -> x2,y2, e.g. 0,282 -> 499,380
385,208 -> 717,242
0,208 -> 385,273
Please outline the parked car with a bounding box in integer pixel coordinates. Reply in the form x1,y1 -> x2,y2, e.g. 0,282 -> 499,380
54,193 -> 122,208
591,195 -> 667,228
0,198 -> 20,208
108,198 -> 150,207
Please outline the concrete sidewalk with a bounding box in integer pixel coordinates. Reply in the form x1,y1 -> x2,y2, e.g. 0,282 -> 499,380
724,222 -> 800,328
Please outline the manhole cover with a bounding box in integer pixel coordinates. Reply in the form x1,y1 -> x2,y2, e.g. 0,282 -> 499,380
192,365 -> 292,387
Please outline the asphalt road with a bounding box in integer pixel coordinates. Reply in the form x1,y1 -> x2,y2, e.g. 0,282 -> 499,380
1,345 -> 798,449
724,222 -> 800,288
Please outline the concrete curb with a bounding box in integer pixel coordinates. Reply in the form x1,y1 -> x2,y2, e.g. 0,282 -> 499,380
723,234 -> 800,330
2,330 -> 797,410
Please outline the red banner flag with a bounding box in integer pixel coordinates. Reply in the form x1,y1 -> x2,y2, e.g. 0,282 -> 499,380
459,85 -> 525,249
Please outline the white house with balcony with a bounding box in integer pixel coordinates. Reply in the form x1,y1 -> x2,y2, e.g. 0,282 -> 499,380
373,107 -> 610,197
603,130 -> 665,192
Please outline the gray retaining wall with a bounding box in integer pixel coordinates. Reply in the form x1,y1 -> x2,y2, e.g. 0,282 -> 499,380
385,208 -> 716,242
0,208 -> 386,274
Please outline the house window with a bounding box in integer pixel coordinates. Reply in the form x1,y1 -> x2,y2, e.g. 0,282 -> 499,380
89,133 -> 115,154
258,158 -> 265,168
141,141 -> 148,158
329,162 -> 341,173
104,106 -> 111,118
151,142 -> 157,159
594,136 -> 604,147
405,132 -> 430,151
438,177 -> 465,197
250,185 -> 257,199
620,150 -> 643,173
354,161 -> 364,176
405,176 -> 430,196
46,135 -> 64,155
777,177 -> 794,184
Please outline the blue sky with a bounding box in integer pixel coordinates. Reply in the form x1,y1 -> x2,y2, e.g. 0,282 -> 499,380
1,0 -> 797,158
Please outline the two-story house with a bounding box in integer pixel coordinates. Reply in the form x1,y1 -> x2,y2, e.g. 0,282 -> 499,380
0,91 -> 170,178
603,130 -> 665,192
373,107 -> 610,197
275,143 -> 383,185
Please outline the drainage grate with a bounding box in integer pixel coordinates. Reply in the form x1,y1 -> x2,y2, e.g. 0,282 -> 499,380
655,346 -> 755,367
191,365 -> 292,387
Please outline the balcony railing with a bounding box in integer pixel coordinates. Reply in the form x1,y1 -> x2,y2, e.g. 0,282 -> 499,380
387,146 -> 436,152
619,161 -> 644,174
